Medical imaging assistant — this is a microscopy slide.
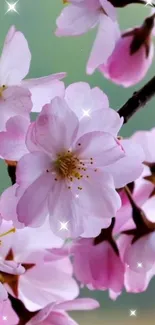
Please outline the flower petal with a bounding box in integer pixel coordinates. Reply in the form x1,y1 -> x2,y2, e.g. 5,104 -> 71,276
87,15 -> 118,74
0,26 -> 31,85
74,131 -> 124,166
55,5 -> 99,36
17,173 -> 53,227
0,115 -> 29,160
56,298 -> 100,311
22,77 -> 65,113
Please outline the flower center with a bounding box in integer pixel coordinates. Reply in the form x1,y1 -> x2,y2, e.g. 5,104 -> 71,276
52,150 -> 97,192
0,85 -> 7,97
54,151 -> 82,180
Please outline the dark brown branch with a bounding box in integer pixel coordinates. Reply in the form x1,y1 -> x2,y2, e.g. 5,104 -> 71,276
117,76 -> 155,124
7,165 -> 16,185
9,294 -> 37,325
109,0 -> 155,7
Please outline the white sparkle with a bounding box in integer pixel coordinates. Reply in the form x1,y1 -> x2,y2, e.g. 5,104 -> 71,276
137,262 -> 143,268
59,221 -> 69,231
130,310 -> 137,317
75,194 -> 79,199
145,0 -> 154,6
2,316 -> 7,321
82,109 -> 91,118
5,1 -> 19,14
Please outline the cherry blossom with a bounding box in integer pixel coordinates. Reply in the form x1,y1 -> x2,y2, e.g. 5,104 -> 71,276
99,15 -> 155,87
56,0 -> 119,74
12,96 -> 127,238
71,237 -> 124,300
0,226 -> 25,302
0,221 -> 78,311
0,26 -> 66,113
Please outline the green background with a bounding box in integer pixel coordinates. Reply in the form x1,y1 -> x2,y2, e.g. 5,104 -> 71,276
0,0 -> 155,323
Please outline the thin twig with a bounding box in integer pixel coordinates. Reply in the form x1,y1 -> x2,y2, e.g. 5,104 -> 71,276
117,76 -> 155,124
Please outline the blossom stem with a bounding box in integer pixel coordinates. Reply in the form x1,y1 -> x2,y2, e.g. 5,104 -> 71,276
9,294 -> 36,325
117,76 -> 155,124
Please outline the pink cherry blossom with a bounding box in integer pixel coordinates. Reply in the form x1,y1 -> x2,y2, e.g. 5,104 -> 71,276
26,298 -> 99,325
56,0 -> 120,74
0,221 -> 78,311
0,225 -> 25,302
0,300 -> 19,324
114,128 -> 155,234
71,238 -> 124,299
0,115 -> 29,161
14,96 -> 127,238
99,18 -> 154,87
118,234 -> 155,293
0,26 -> 66,113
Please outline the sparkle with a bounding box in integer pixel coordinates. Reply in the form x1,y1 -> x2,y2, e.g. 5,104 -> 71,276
137,262 -> 143,268
145,0 -> 154,6
2,316 -> 7,321
82,109 -> 91,118
75,194 -> 79,199
5,1 -> 19,14
59,221 -> 69,231
130,310 -> 137,317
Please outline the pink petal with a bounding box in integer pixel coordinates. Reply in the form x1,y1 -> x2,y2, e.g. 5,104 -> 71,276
48,181 -> 84,238
78,108 -> 123,138
17,173 -> 53,227
86,15 -> 118,74
0,86 -> 32,131
0,283 -> 8,302
72,171 -> 121,218
0,184 -> 23,226
65,82 -> 109,120
19,258 -> 79,311
0,115 -> 29,160
22,77 -> 65,113
131,128 -> 155,163
0,26 -> 31,85
81,216 -> 111,238
124,233 -> 155,272
56,298 -> 100,311
0,260 -> 25,275
0,300 -> 19,323
143,196 -> 155,223
16,152 -> 51,187
55,5 -> 99,36
30,97 -> 79,155
100,35 -> 154,87
104,138 -> 144,188
74,131 -> 124,166
99,0 -> 117,20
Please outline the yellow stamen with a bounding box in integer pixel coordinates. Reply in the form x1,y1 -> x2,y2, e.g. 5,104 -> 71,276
0,85 -> 7,97
54,151 -> 82,179
0,228 -> 16,238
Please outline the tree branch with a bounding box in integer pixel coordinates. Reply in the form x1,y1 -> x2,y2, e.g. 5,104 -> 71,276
9,294 -> 36,325
117,76 -> 155,124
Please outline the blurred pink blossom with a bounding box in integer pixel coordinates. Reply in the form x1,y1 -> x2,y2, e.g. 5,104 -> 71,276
0,26 -> 66,113
26,298 -> 99,325
56,0 -> 119,74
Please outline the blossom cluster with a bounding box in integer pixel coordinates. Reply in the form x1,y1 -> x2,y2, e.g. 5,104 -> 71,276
0,0 -> 155,324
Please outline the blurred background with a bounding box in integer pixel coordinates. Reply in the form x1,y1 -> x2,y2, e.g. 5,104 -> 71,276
0,0 -> 155,323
